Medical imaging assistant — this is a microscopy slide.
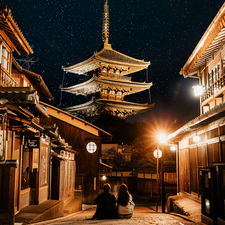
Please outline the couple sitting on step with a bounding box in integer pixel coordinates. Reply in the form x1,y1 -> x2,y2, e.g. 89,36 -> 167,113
91,183 -> 135,220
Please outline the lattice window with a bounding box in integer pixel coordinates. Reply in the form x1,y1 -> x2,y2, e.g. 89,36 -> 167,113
86,142 -> 97,153
1,45 -> 10,72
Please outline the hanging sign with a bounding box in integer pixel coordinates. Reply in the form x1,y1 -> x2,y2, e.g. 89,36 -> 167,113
24,137 -> 40,148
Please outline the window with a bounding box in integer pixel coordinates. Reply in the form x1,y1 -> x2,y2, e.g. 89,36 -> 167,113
1,46 -> 10,71
86,142 -> 97,153
209,72 -> 212,86
212,70 -> 215,84
205,199 -> 210,214
40,146 -> 48,186
21,147 -> 30,190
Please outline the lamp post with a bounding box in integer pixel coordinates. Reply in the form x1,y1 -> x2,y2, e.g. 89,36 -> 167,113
153,146 -> 162,212
158,134 -> 166,213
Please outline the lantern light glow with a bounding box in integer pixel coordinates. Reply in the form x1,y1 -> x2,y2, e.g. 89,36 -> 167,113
158,134 -> 167,144
193,135 -> 200,142
193,85 -> 204,97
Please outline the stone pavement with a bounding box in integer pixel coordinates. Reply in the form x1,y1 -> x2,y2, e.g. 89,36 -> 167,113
29,205 -> 205,225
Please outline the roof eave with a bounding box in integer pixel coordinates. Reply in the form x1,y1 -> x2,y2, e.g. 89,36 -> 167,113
180,2 -> 225,76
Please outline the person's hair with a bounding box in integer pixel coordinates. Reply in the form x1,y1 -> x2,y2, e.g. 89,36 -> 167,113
103,183 -> 111,193
117,183 -> 129,206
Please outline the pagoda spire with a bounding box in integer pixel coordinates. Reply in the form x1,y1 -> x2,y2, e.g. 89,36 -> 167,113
103,0 -> 109,44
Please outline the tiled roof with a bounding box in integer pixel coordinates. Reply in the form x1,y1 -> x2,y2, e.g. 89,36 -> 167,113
63,44 -> 150,71
97,48 -> 149,66
13,59 -> 54,101
0,5 -> 33,54
0,87 -> 49,117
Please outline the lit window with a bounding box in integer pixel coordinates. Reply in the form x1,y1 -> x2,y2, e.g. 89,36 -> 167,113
1,46 -> 10,71
86,142 -> 97,153
205,199 -> 210,214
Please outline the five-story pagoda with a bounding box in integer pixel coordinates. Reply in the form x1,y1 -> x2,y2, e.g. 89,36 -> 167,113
61,0 -> 154,120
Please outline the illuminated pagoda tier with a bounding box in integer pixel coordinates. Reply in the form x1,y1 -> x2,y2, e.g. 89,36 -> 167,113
61,0 -> 154,119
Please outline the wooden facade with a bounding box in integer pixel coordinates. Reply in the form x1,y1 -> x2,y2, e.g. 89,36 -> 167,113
0,5 -> 79,224
40,102 -> 112,204
168,2 -> 225,223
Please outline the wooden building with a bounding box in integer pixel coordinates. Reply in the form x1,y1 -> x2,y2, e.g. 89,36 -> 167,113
168,2 -> 225,224
0,5 -> 79,224
40,102 -> 112,204
61,0 -> 154,120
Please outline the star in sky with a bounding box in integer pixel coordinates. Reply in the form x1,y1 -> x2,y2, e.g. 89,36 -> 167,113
4,0 -> 225,122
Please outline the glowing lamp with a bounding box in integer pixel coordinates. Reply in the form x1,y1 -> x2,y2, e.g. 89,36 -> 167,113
158,134 -> 167,144
170,145 -> 177,151
154,149 -> 162,158
193,85 -> 203,97
102,175 -> 106,181
193,135 -> 200,143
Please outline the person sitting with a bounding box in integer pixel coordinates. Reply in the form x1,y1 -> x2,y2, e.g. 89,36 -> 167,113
117,183 -> 135,218
92,183 -> 117,220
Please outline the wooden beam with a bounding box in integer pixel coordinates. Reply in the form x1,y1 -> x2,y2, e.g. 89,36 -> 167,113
0,30 -> 19,54
6,18 -> 32,54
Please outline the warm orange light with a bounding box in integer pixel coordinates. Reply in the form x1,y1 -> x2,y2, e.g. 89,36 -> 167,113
193,85 -> 203,96
102,175 -> 106,181
193,135 -> 200,142
158,134 -> 167,144
154,149 -> 162,158
170,145 -> 177,151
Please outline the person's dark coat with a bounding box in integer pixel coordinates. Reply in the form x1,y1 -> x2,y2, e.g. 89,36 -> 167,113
93,192 -> 116,219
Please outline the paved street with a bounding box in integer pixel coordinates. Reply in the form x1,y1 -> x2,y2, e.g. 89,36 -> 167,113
30,204 -> 203,225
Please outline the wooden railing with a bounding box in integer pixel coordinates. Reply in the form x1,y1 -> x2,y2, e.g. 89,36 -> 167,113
0,67 -> 18,87
201,74 -> 225,102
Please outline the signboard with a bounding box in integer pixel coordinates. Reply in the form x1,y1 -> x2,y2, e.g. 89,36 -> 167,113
24,137 -> 39,148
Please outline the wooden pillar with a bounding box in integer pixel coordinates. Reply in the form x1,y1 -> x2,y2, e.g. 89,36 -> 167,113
219,125 -> 222,161
151,173 -> 153,198
176,142 -> 179,194
188,147 -> 191,194
0,160 -> 18,225
17,134 -> 24,211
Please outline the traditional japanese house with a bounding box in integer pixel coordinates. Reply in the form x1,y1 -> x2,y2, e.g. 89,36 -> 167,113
40,102 -> 112,204
168,2 -> 225,224
61,0 -> 154,120
0,5 -> 78,225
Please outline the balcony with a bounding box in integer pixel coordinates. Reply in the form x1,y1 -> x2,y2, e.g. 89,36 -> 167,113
201,74 -> 225,103
0,67 -> 18,87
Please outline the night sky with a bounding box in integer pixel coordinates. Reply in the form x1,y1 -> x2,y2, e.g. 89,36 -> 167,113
4,0 -> 225,123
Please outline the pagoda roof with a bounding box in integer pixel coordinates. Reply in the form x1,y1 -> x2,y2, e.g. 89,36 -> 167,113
62,43 -> 150,75
63,97 -> 154,119
61,75 -> 152,96
0,4 -> 33,54
180,2 -> 225,76
40,101 -> 112,140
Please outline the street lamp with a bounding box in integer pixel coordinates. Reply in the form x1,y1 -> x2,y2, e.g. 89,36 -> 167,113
193,85 -> 203,97
153,146 -> 162,212
158,133 -> 166,213
193,134 -> 200,143
158,134 -> 167,144
193,85 -> 204,114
